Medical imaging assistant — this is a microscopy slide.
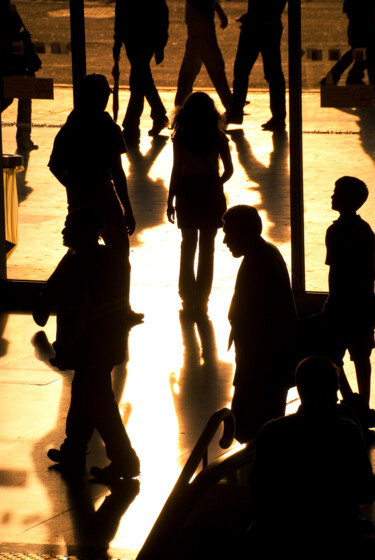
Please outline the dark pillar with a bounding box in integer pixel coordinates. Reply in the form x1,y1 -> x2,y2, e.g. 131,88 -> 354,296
288,0 -> 305,294
69,0 -> 86,107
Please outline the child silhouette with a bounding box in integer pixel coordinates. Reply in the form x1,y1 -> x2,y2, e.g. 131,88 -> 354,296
323,176 -> 375,413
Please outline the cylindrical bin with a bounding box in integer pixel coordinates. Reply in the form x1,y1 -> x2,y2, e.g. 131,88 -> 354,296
2,154 -> 23,258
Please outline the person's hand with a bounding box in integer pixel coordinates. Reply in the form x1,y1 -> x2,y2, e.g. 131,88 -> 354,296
112,61 -> 120,81
155,48 -> 164,65
167,203 -> 175,224
125,212 -> 136,236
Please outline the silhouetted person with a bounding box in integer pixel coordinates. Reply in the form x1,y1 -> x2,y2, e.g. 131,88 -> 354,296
0,0 -> 41,151
223,205 -> 296,443
248,356 -> 375,557
112,0 -> 169,145
227,0 -> 287,131
33,208 -> 140,484
321,0 -> 375,86
48,73 -> 143,326
322,176 -> 375,410
174,0 -> 232,112
167,92 -> 233,317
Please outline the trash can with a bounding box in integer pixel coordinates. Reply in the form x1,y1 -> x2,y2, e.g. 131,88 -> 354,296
2,154 -> 23,258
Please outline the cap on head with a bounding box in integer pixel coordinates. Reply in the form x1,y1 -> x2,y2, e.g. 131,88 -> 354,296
223,205 -> 263,236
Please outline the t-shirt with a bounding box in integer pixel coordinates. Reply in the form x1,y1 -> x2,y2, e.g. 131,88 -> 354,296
49,110 -> 126,210
325,214 -> 375,317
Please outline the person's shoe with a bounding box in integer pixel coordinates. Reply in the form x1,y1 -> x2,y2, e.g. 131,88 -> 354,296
261,118 -> 286,131
47,448 -> 85,474
90,454 -> 141,485
127,309 -> 144,327
148,116 -> 169,137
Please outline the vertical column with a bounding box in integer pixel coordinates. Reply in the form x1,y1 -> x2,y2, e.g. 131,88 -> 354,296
288,0 -> 305,294
69,0 -> 86,107
0,111 -> 8,280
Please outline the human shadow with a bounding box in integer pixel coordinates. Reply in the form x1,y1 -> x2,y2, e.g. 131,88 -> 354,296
125,135 -> 169,243
63,475 -> 140,559
170,313 -> 233,458
227,128 -> 290,244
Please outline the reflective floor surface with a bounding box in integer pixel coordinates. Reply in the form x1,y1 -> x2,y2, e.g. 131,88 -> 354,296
1,87 -> 375,558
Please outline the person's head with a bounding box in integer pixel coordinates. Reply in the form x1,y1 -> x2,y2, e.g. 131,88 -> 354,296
77,74 -> 112,113
171,91 -> 222,154
295,355 -> 340,411
62,207 -> 104,250
223,205 -> 263,257
331,176 -> 368,214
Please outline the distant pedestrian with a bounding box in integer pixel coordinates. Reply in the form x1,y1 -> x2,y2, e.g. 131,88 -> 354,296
48,73 -> 143,326
323,176 -> 375,410
227,0 -> 287,131
175,0 -> 232,112
223,205 -> 296,443
167,92 -> 233,317
112,0 -> 169,145
0,0 -> 41,152
33,208 -> 140,484
321,0 -> 375,85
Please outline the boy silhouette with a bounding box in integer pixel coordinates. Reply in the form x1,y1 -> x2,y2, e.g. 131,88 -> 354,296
33,208 -> 140,483
323,176 -> 375,410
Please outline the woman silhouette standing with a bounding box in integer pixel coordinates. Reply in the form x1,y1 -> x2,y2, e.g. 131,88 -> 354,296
167,92 -> 233,316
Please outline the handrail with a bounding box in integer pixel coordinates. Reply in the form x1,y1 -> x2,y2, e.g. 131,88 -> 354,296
179,407 -> 235,479
136,409 -> 254,560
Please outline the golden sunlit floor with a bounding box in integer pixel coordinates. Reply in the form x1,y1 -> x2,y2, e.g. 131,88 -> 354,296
1,87 -> 375,558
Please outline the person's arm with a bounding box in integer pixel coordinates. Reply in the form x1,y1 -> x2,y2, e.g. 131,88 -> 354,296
167,141 -> 183,224
111,154 -> 136,235
219,133 -> 234,184
215,1 -> 228,29
154,0 -> 169,64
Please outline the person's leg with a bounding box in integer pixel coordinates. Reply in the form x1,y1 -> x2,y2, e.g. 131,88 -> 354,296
346,60 -> 367,84
48,368 -> 93,471
230,23 -> 260,118
322,49 -> 354,85
179,228 -> 198,310
138,47 -> 168,130
175,34 -> 203,107
100,201 -> 142,322
261,23 -> 286,127
16,98 -> 37,151
198,22 -> 232,111
354,357 -> 371,406
195,228 -> 217,311
121,42 -> 147,141
89,366 -> 139,475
